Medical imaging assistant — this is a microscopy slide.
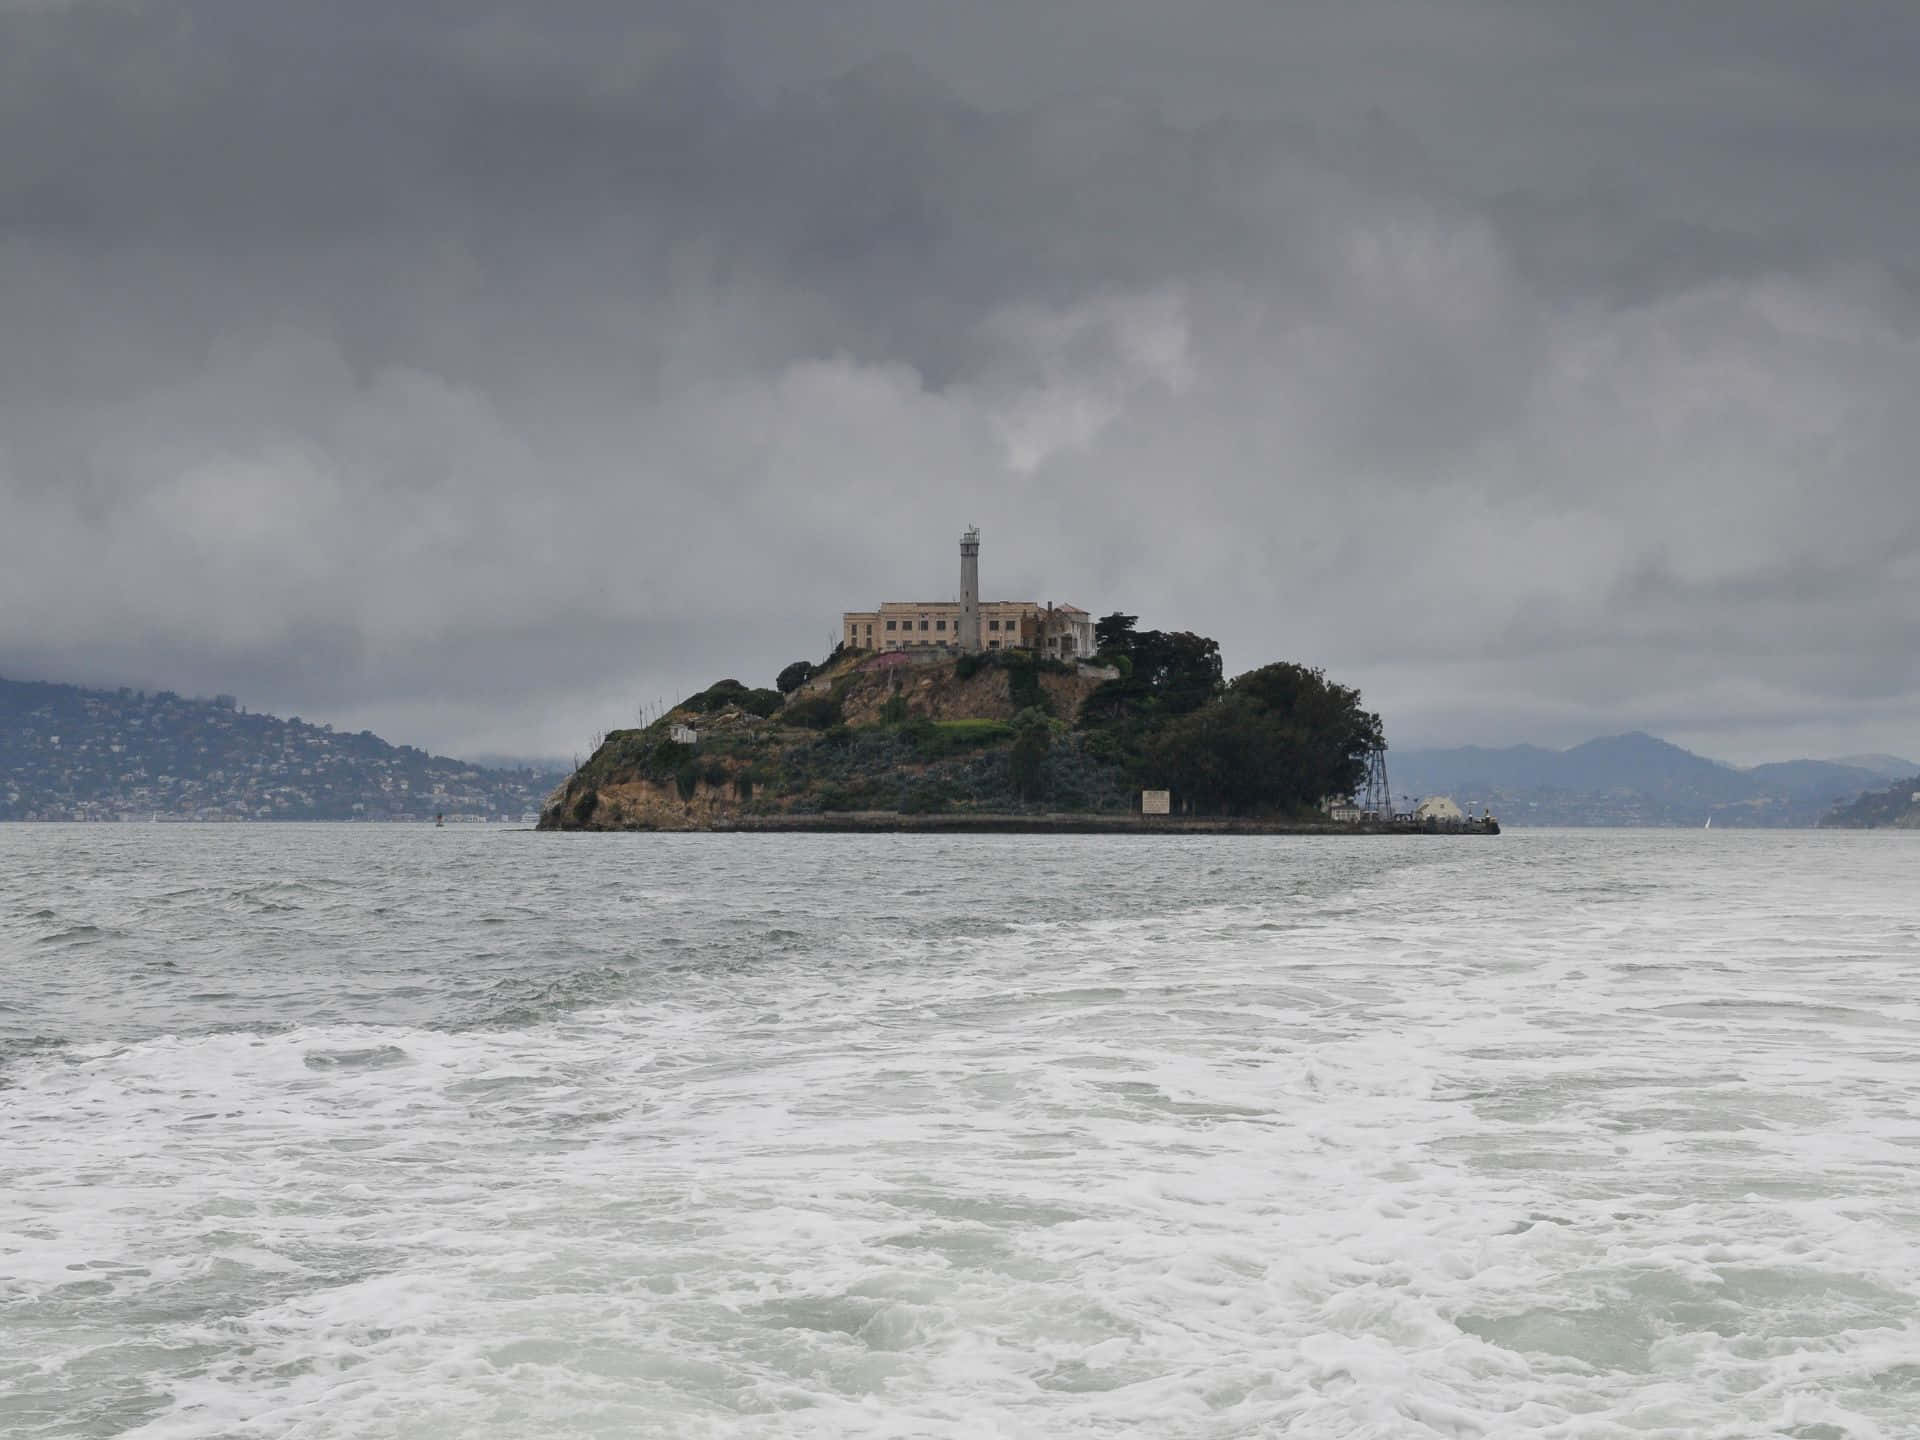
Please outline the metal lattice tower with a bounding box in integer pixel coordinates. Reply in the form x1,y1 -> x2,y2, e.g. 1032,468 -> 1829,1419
1360,745 -> 1393,818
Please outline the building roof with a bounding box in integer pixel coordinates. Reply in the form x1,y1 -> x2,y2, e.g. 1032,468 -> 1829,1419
870,599 -> 1048,610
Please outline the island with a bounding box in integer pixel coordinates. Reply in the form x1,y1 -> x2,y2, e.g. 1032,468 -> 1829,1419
538,644 -> 1402,832
541,531 -> 1492,834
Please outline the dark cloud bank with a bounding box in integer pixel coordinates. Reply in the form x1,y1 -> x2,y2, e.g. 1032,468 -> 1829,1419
4,0 -> 1917,763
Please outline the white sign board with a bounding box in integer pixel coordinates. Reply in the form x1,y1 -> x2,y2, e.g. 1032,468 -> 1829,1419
1141,789 -> 1171,815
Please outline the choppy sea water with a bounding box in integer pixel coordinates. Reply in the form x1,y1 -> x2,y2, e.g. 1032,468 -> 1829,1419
5,827 -> 1920,1438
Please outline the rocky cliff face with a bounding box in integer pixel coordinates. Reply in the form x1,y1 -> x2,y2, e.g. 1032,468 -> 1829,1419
538,653 -> 1127,831
542,775 -> 741,831
834,657 -> 1106,726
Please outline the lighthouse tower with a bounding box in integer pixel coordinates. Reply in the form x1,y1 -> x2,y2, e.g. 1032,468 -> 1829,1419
958,526 -> 982,652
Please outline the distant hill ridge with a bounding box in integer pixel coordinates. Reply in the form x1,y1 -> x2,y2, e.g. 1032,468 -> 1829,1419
1391,731 -> 1905,827
0,674 -> 566,821
1828,754 -> 1920,780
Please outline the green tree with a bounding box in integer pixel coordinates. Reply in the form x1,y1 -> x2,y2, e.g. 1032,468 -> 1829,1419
1001,653 -> 1052,715
1094,612 -> 1139,653
1143,664 -> 1382,815
1008,707 -> 1053,802
776,660 -> 818,695
1131,631 -> 1223,713
1078,628 -> 1223,734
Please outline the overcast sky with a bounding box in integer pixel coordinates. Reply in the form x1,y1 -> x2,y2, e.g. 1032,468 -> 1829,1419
4,1 -> 1917,765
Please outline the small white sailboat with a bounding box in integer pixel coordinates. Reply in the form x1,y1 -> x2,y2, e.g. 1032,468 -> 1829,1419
1703,814 -> 1712,830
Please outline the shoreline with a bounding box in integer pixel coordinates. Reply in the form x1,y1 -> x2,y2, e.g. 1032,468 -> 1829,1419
557,811 -> 1500,836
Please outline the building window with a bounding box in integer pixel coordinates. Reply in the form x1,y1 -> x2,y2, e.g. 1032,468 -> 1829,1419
920,620 -> 929,630
886,620 -> 896,631
988,639 -> 1000,649
935,619 -> 946,631
988,619 -> 1000,632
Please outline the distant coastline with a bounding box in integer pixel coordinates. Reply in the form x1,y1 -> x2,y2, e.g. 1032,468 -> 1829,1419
0,675 -> 564,822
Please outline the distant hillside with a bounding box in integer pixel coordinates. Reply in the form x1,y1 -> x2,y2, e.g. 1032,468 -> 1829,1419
0,676 -> 566,821
1392,731 -> 1885,827
1820,777 -> 1920,829
1830,753 -> 1920,780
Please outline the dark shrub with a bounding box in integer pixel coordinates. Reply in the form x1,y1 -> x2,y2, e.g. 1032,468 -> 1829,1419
776,661 -> 817,695
1009,708 -> 1053,800
681,679 -> 749,714
905,718 -> 1011,759
1004,658 -> 1051,716
898,781 -> 952,815
782,695 -> 843,729
644,739 -> 692,778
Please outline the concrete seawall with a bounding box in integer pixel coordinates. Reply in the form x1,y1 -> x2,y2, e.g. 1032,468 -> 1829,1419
654,811 -> 1499,835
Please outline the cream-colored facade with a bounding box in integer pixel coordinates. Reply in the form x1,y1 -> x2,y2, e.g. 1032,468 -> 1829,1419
843,600 -> 1095,658
842,528 -> 1097,658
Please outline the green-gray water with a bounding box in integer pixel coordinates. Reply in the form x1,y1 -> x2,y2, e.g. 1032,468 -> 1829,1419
5,826 -> 1919,1436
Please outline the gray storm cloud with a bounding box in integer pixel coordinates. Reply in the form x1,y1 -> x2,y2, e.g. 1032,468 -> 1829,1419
2,0 -> 1917,762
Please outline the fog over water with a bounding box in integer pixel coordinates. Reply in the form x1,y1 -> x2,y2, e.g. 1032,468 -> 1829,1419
6,826 -> 1920,1436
